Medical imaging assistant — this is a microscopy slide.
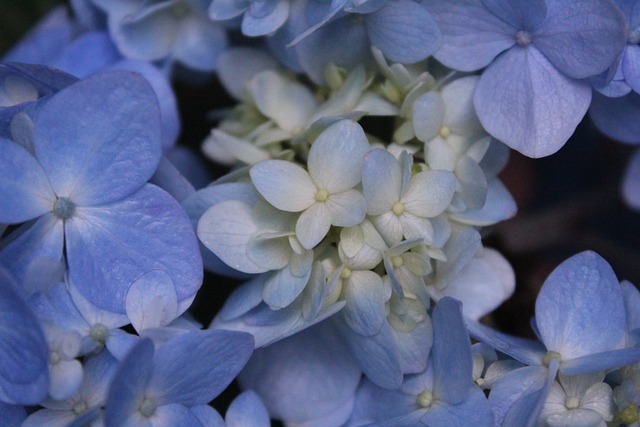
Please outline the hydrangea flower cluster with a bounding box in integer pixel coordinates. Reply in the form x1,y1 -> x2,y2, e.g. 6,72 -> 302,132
1,0 -> 639,426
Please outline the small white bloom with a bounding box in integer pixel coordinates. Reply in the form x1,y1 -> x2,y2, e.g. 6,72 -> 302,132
362,149 -> 456,246
250,120 -> 370,249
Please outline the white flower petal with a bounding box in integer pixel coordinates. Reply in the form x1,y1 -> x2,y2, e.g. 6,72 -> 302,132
362,148 -> 402,216
250,160 -> 316,212
403,170 -> 456,217
296,203 -> 332,249
307,120 -> 370,192
327,190 -> 367,227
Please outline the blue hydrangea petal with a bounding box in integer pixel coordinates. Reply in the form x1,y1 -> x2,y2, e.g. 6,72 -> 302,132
172,15 -> 227,71
209,0 -> 250,20
474,46 -> 592,158
534,0 -> 627,79
560,346 -> 640,375
428,0 -> 516,71
589,91 -> 640,144
104,338 -> 155,427
421,386 -> 493,427
111,2 -> 178,61
295,17 -> 371,84
0,402 -> 26,426
148,403 -> 203,427
501,360 -> 557,427
465,319 -> 545,365
481,0 -> 547,30
431,297 -> 472,405
365,0 -> 441,64
225,390 -> 270,427
52,31 -> 121,78
0,268 -> 49,405
239,321 -> 361,423
191,405 -> 225,427
111,60 -> 180,151
343,270 -> 387,336
2,6 -> 73,65
622,45 -> 640,94
0,214 -> 64,286
488,366 -> 547,426
0,137 -> 54,223
242,0 -> 290,36
31,70 -> 162,206
149,330 -> 254,407
336,319 -> 403,389
65,184 -> 202,313
535,251 -> 625,360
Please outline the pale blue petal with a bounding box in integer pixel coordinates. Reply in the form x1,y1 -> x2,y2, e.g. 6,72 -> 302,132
104,338 -> 154,426
474,46 -> 592,158
501,361 -> 557,427
465,319 -> 545,366
239,321 -> 361,422
65,185 -> 202,313
450,179 -> 517,226
250,72 -> 317,134
589,90 -> 640,144
412,91 -> 445,142
126,270 -> 178,334
362,148 -> 402,215
296,202 -> 332,249
535,251 -> 625,359
403,170 -> 456,217
31,70 -> 162,205
295,16 -> 372,84
428,0 -> 516,71
242,0 -> 290,36
431,297 -> 472,405
150,330 -> 254,407
209,0 -> 249,20
22,409 -> 75,427
0,137 -> 54,223
217,275 -> 266,321
481,0 -> 546,30
225,390 -> 270,427
2,6 -> 73,65
52,31 -> 121,78
263,252 -> 313,309
560,346 -> 640,375
49,359 -> 83,400
111,60 -> 180,151
250,160 -> 316,211
421,387 -> 493,427
149,156 -> 195,203
111,2 -> 177,61
191,405 -> 225,427
365,0 -> 441,63
0,268 -> 49,405
149,404 -> 203,427
308,120 -> 370,192
392,317 -> 432,375
623,149 -> 640,209
488,365 -> 547,426
172,15 -> 227,71
29,282 -> 88,335
216,47 -> 281,100
534,0 -> 627,79
622,45 -> 640,93
197,200 -> 268,274
348,376 -> 416,424
343,271 -> 386,336
327,190 -> 367,227
0,214 -> 64,286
